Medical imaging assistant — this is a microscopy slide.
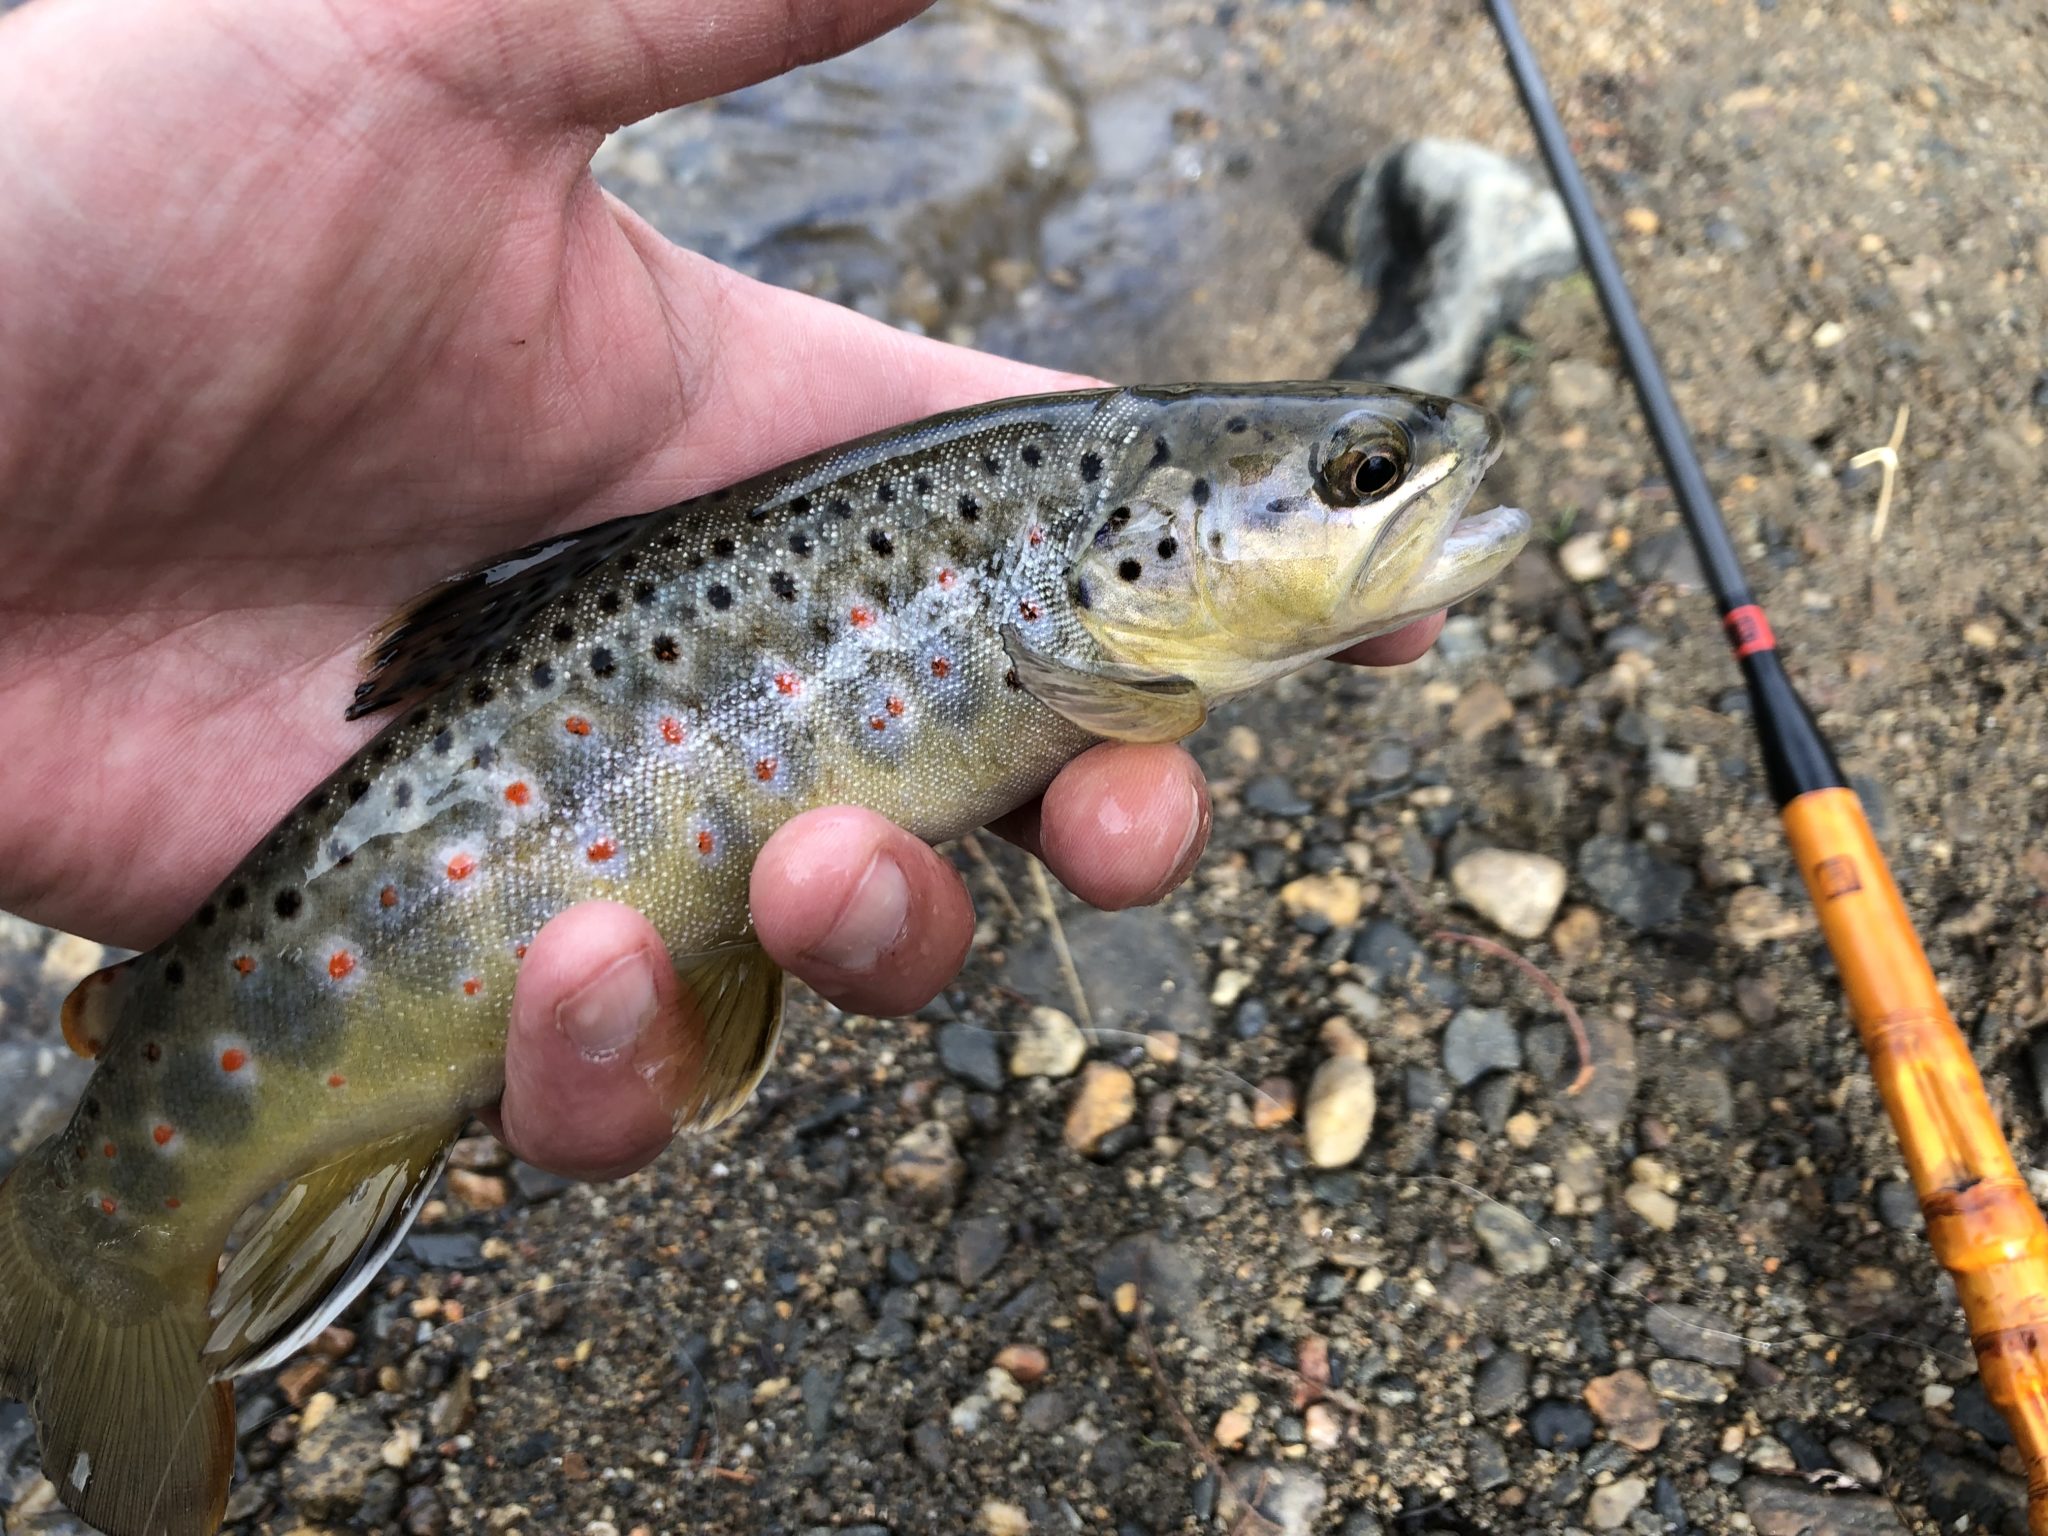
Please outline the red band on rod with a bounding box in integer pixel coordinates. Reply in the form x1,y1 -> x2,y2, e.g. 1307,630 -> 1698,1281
1724,604 -> 1776,658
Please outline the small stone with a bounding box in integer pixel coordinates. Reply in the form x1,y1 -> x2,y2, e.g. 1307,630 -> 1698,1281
1472,1350 -> 1530,1418
1550,904 -> 1602,964
402,1487 -> 450,1536
938,1023 -> 1005,1091
1585,1369 -> 1664,1450
448,1136 -> 509,1171
39,933 -> 107,988
1472,1203 -> 1551,1276
1625,1182 -> 1679,1231
1210,968 -> 1254,1007
1246,774 -> 1314,816
1528,1398 -> 1595,1452
1253,1077 -> 1299,1130
1467,1429 -> 1513,1491
1739,1479 -> 1910,1535
1875,1179 -> 1922,1232
1621,206 -> 1660,236
1441,1007 -> 1522,1087
1829,1437 -> 1885,1486
1646,1303 -> 1745,1366
1448,679 -> 1515,741
1557,531 -> 1611,582
883,1121 -> 965,1208
1221,1462 -> 1325,1536
1320,1016 -> 1369,1061
1365,739 -> 1414,783
1578,835 -> 1693,930
276,1358 -> 330,1407
1451,847 -> 1568,939
1009,1006 -> 1086,1078
1504,1111 -> 1541,1149
1648,749 -> 1699,791
1215,1406 -> 1255,1448
1549,359 -> 1618,411
1064,1063 -> 1136,1155
284,1400 -> 389,1519
980,1500 -> 1031,1536
1725,886 -> 1812,948
1649,1359 -> 1729,1404
1303,1057 -> 1376,1168
446,1170 -> 508,1211
1588,1475 -> 1649,1529
954,1216 -> 1012,1287
1304,1403 -> 1341,1450
1811,319 -> 1847,349
1279,873 -> 1367,928
994,1344 -> 1048,1384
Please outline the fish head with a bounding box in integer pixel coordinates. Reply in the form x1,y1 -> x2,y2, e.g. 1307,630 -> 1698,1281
1070,384 -> 1530,696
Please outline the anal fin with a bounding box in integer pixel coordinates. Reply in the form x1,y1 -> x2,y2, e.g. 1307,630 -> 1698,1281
202,1119 -> 462,1378
644,940 -> 786,1133
1000,625 -> 1208,744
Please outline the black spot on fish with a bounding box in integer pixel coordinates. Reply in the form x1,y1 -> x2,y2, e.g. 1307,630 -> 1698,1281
393,781 -> 414,809
877,481 -> 896,504
500,646 -> 523,667
1150,437 -> 1170,467
712,536 -> 735,558
328,839 -> 351,863
869,528 -> 894,557
197,903 -> 217,928
164,960 -> 185,986
1022,445 -> 1042,467
685,552 -> 705,570
598,590 -> 621,615
1075,579 -> 1093,609
914,473 -> 932,495
1191,478 -> 1211,507
958,495 -> 980,521
372,743 -> 394,764
658,531 -> 680,550
347,778 -> 370,802
633,581 -> 657,605
1079,451 -> 1101,480
591,646 -> 616,678
828,497 -> 853,519
472,744 -> 498,770
982,454 -> 1002,474
432,728 -> 454,755
620,553 -> 639,571
707,584 -> 733,611
306,792 -> 327,813
553,620 -> 575,643
770,572 -> 798,602
532,660 -> 555,688
652,634 -> 679,662
747,501 -> 772,523
812,618 -> 834,643
144,1042 -> 161,1064
469,682 -> 493,705
1157,536 -> 1179,559
790,531 -> 813,556
1226,416 -> 1248,433
83,1098 -> 99,1121
1005,668 -> 1021,690
1118,559 -> 1143,582
789,496 -> 811,516
274,889 -> 302,920
226,885 -> 248,910
679,603 -> 698,622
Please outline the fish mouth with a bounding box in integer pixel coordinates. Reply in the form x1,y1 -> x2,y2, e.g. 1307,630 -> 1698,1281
1391,503 -> 1533,622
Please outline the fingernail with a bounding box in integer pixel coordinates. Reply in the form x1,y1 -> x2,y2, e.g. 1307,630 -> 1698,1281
805,851 -> 911,973
1153,777 -> 1210,901
556,950 -> 660,1060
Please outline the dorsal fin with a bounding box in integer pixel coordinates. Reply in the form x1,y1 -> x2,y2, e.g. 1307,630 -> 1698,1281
347,517 -> 654,720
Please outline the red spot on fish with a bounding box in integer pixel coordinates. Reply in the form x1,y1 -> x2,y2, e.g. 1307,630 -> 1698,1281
99,1198 -> 117,1216
564,715 -> 592,736
937,568 -> 956,589
462,977 -> 482,996
514,942 -> 528,960
886,696 -> 906,717
102,1142 -> 116,1159
504,781 -> 531,806
153,1125 -> 174,1147
755,757 -> 778,781
587,838 -> 617,862
775,672 -> 801,695
696,830 -> 715,856
164,1198 -> 181,1210
221,1049 -> 248,1074
931,657 -> 952,679
446,853 -> 476,882
869,715 -> 887,731
233,955 -> 255,975
379,885 -> 398,909
1019,599 -> 1041,621
1028,526 -> 1044,547
850,606 -> 875,627
328,1074 -> 347,1089
660,715 -> 685,745
328,950 -> 355,981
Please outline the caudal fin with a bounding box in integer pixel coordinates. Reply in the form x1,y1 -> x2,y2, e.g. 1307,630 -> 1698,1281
0,1168 -> 235,1536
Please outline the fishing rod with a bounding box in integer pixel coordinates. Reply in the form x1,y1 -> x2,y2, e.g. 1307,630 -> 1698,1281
1481,1 -> 2048,1526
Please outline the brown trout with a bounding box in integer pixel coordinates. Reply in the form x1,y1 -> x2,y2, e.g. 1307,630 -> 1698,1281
0,382 -> 1526,1535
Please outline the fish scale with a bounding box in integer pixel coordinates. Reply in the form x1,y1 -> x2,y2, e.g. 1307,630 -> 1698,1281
0,381 -> 1528,1536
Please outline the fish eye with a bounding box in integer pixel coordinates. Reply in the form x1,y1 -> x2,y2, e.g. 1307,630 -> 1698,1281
1318,437 -> 1409,508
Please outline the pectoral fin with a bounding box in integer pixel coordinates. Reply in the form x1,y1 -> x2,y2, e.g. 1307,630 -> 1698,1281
649,940 -> 786,1133
1000,625 -> 1208,744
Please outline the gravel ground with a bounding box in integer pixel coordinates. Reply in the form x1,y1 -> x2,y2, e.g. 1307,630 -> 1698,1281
5,1 -> 2048,1534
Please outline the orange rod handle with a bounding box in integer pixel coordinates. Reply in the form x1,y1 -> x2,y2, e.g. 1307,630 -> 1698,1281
1784,787 -> 2048,1532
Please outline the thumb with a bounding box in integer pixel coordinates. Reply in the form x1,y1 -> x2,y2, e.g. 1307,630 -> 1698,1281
490,900 -> 690,1182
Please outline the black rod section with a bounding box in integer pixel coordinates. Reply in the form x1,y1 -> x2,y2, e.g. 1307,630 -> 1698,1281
1481,0 -> 1754,616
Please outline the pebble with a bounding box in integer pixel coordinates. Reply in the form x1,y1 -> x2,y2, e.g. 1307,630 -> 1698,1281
980,1500 -> 1031,1536
1365,738 -> 1414,782
1529,1398 -> 1596,1452
1624,1182 -> 1680,1231
1245,774 -> 1314,816
1578,835 -> 1695,930
1504,1111 -> 1541,1149
1725,885 -> 1812,948
1588,1475 -> 1649,1529
1550,904 -> 1602,964
1448,679 -> 1515,741
1303,1056 -> 1375,1168
1472,1202 -> 1551,1275
1222,1463 -> 1325,1536
994,1344 -> 1048,1384
1739,1479 -> 1910,1534
1557,531 -> 1611,582
1434,615 -> 1488,663
937,1023 -> 1006,1091
883,1121 -> 965,1208
446,1169 -> 508,1211
1450,847 -> 1567,939
1215,1405 -> 1255,1448
1441,1006 -> 1521,1086
1549,359 -> 1618,411
954,1216 -> 1012,1287
284,1400 -> 389,1519
1585,1369 -> 1664,1450
1008,1006 -> 1086,1078
1064,1063 -> 1136,1155
1253,1076 -> 1299,1129
1649,1358 -> 1729,1404
1472,1350 -> 1530,1418
1467,1430 -> 1513,1491
1646,1303 -> 1744,1367
1279,872 -> 1367,927
1304,1403 -> 1341,1450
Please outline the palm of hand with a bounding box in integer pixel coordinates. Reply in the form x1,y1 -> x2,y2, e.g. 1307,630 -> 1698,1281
0,0 -> 1069,945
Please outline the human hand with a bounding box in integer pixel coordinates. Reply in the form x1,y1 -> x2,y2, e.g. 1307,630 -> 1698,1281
0,0 -> 1446,1181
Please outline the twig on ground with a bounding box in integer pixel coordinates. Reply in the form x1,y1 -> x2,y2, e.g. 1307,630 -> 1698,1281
1431,927 -> 1597,1095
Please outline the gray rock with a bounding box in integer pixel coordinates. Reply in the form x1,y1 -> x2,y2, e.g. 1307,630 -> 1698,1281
1472,1202 -> 1551,1276
1471,1349 -> 1530,1418
1549,358 -> 1618,412
1467,1429 -> 1513,1491
1739,1478 -> 1910,1534
1528,1398 -> 1594,1451
1648,1358 -> 1729,1404
1222,1462 -> 1326,1536
1577,835 -> 1695,930
953,1216 -> 1012,1287
1646,1302 -> 1745,1367
936,1023 -> 1005,1091
1094,1234 -> 1203,1328
283,1401 -> 388,1520
1442,1007 -> 1521,1086
1010,906 -> 1210,1035
1245,774 -> 1314,816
